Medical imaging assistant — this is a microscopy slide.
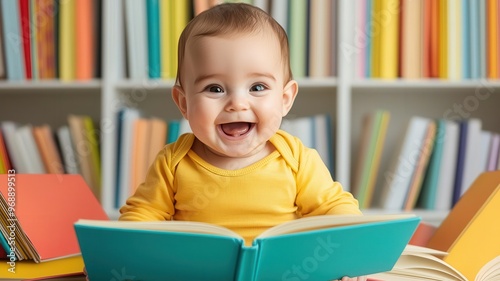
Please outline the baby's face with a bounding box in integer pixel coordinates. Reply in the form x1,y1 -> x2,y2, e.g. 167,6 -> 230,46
175,30 -> 297,160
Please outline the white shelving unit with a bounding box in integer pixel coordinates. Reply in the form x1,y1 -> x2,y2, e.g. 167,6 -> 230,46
2,0 -> 499,223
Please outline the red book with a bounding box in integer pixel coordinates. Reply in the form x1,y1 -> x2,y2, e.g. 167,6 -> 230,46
19,0 -> 32,79
0,174 -> 108,262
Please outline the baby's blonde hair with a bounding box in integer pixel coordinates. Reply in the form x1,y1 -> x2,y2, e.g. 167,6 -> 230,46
175,3 -> 292,87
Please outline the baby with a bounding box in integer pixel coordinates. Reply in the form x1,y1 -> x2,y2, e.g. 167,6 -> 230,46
119,3 -> 365,281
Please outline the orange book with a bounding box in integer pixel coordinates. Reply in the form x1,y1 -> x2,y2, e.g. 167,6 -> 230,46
421,0 -> 432,78
427,171 -> 500,280
401,0 -> 422,79
0,130 -> 12,172
408,222 -> 437,247
0,174 -> 108,263
403,121 -> 436,211
130,118 -> 152,194
75,0 -> 94,80
429,0 -> 439,78
33,125 -> 64,174
488,0 -> 499,79
438,0 -> 447,79
148,118 -> 168,166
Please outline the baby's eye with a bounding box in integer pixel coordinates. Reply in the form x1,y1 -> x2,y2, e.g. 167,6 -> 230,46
206,85 -> 223,93
250,84 -> 266,92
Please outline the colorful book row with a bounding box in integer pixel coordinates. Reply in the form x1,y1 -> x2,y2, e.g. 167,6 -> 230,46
0,0 -> 101,81
353,0 -> 500,80
353,113 -> 500,211
0,116 -> 102,200
123,0 -> 338,80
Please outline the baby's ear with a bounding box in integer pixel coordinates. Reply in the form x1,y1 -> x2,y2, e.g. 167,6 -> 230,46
172,85 -> 188,119
282,80 -> 298,116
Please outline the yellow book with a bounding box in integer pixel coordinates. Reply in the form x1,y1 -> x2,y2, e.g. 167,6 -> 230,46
58,0 -> 76,81
427,171 -> 500,280
0,255 -> 84,279
378,0 -> 399,79
83,116 -> 101,201
160,0 -> 173,79
371,0 -> 381,78
170,0 -> 190,78
364,111 -> 390,208
438,0 -> 448,79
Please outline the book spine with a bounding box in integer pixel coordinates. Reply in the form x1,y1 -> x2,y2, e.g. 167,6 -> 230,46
235,245 -> 258,281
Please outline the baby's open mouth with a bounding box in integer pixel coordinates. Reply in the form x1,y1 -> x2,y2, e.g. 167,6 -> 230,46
220,122 -> 254,137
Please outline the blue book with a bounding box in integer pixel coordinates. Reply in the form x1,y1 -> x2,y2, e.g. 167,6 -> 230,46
453,120 -> 468,206
146,0 -> 161,78
469,0 -> 480,79
167,119 -> 181,143
461,0 -> 470,79
75,214 -> 420,281
0,0 -> 25,80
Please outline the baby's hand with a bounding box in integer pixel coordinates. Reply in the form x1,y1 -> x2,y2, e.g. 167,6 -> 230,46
339,276 -> 368,281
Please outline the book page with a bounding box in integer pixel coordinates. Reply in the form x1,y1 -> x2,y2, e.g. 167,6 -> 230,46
256,213 -> 416,239
475,255 -> 500,281
75,219 -> 242,240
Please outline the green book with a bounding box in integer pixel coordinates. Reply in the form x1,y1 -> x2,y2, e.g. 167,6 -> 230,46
75,214 -> 420,281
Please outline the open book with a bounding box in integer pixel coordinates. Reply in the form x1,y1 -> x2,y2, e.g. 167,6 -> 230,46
75,213 -> 420,281
369,245 -> 500,281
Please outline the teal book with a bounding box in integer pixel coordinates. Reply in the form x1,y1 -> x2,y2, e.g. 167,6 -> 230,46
75,214 -> 420,281
146,0 -> 161,78
418,119 -> 445,209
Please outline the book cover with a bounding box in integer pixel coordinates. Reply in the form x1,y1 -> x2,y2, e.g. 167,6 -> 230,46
130,118 -> 152,195
429,0 -> 439,77
146,0 -> 161,78
75,0 -> 94,80
427,170 -> 500,281
308,0 -> 331,77
0,255 -> 84,280
124,0 -> 148,79
33,125 -> 65,174
288,0 -> 308,78
378,0 -> 399,79
434,120 -> 459,211
56,125 -> 80,175
82,116 -> 101,200
401,0 -> 422,79
0,174 -> 109,263
68,115 -> 93,194
159,0 -> 173,79
15,124 -> 46,173
403,121 -> 436,211
379,117 -> 432,210
19,0 -> 32,80
460,0 -> 470,79
147,117 -> 168,169
116,108 -> 141,208
271,0 -> 288,32
59,0 -> 76,81
171,0 -> 190,78
469,0 -> 481,79
0,0 -> 25,80
76,214 -> 420,281
418,119 -> 445,209
487,0 -> 499,79
438,0 -> 448,79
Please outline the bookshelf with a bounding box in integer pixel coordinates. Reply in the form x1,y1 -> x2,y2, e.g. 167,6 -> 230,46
1,0 -> 499,224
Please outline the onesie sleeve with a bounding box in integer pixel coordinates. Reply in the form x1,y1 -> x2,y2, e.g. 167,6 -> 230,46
119,147 -> 176,221
295,148 -> 362,217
